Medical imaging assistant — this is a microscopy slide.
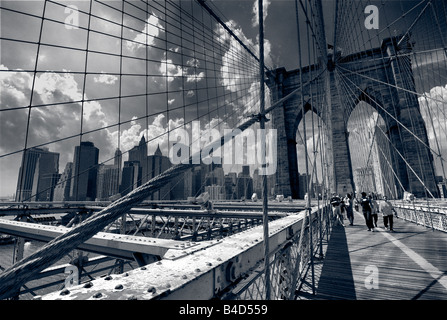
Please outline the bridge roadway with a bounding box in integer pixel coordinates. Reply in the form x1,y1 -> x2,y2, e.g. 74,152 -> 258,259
300,209 -> 447,300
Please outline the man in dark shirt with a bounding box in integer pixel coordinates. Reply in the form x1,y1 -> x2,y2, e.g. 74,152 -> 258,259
360,192 -> 374,231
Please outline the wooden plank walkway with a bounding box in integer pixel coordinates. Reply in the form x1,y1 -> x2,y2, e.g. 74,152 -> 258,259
298,210 -> 447,300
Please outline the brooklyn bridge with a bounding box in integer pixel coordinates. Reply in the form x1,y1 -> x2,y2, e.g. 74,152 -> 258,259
0,0 -> 446,302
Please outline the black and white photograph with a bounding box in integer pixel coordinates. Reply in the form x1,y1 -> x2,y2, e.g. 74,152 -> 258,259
0,0 -> 446,308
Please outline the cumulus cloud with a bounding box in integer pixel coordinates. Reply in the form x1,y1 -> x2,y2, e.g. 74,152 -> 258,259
217,19 -> 273,105
159,56 -> 206,83
0,65 -> 118,196
159,58 -> 184,82
126,14 -> 164,51
94,73 -> 118,85
251,0 -> 272,27
419,84 -> 447,175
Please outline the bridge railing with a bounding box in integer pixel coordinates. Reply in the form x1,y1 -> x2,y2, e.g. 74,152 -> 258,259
392,201 -> 447,232
227,204 -> 330,300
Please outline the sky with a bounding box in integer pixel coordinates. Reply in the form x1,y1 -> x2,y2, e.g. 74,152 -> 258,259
0,0 -> 446,198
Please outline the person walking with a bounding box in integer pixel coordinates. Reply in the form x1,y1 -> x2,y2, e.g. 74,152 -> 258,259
330,193 -> 344,227
344,193 -> 354,226
360,192 -> 374,231
379,196 -> 396,231
370,194 -> 379,227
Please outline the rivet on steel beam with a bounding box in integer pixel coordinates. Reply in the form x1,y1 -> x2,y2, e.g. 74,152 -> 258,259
195,268 -> 201,272
207,262 -> 212,266
182,275 -> 188,279
127,295 -> 137,300
93,292 -> 102,299
104,276 -> 112,280
84,282 -> 93,288
115,284 -> 124,290
147,286 -> 156,293
60,289 -> 70,296
156,261 -> 162,265
141,266 -> 147,270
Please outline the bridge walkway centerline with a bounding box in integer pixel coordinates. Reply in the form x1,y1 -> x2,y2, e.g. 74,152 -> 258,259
297,209 -> 447,300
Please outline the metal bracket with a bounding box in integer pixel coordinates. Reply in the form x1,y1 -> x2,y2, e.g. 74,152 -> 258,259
251,113 -> 270,123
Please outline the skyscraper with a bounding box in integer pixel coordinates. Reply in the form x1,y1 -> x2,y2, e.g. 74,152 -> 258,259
96,164 -> 120,201
15,147 -> 59,201
128,136 -> 148,186
53,162 -> 73,201
147,145 -> 171,200
236,165 -> 253,200
69,141 -> 99,201
114,148 -> 123,185
120,161 -> 141,196
225,172 -> 237,200
114,148 -> 122,167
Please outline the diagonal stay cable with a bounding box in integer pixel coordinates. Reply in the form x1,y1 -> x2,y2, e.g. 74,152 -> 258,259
335,66 -> 444,160
337,63 -> 446,105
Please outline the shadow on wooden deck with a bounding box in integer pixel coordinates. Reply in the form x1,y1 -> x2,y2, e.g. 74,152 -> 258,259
313,224 -> 357,300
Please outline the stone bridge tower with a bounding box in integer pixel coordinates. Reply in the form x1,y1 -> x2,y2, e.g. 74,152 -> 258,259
266,36 -> 439,199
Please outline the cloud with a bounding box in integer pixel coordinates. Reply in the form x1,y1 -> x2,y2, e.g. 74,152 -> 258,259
251,0 -> 272,27
159,58 -> 184,82
94,73 -> 118,85
418,84 -> 447,175
186,72 -> 205,83
126,14 -> 164,51
0,65 -> 115,178
217,19 -> 273,100
159,57 -> 206,83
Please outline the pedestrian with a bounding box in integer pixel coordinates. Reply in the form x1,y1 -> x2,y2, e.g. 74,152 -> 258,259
369,194 -> 379,227
330,193 -> 344,227
360,192 -> 374,231
379,196 -> 396,231
344,193 -> 354,226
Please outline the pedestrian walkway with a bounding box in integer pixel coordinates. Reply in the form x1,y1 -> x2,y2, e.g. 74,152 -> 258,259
298,210 -> 447,300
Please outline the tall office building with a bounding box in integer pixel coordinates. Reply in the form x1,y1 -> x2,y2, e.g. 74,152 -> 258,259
205,184 -> 225,200
96,164 -> 120,201
236,165 -> 253,200
15,147 -> 59,201
69,141 -> 99,201
114,148 -> 123,185
53,162 -> 73,201
128,136 -> 148,186
224,172 -> 237,200
120,161 -> 141,196
114,148 -> 122,167
146,145 -> 171,200
252,169 -> 262,198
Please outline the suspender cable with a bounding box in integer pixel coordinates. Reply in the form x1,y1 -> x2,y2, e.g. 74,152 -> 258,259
257,0 -> 271,300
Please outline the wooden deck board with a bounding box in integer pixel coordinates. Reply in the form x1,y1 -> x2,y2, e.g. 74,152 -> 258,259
299,210 -> 447,300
